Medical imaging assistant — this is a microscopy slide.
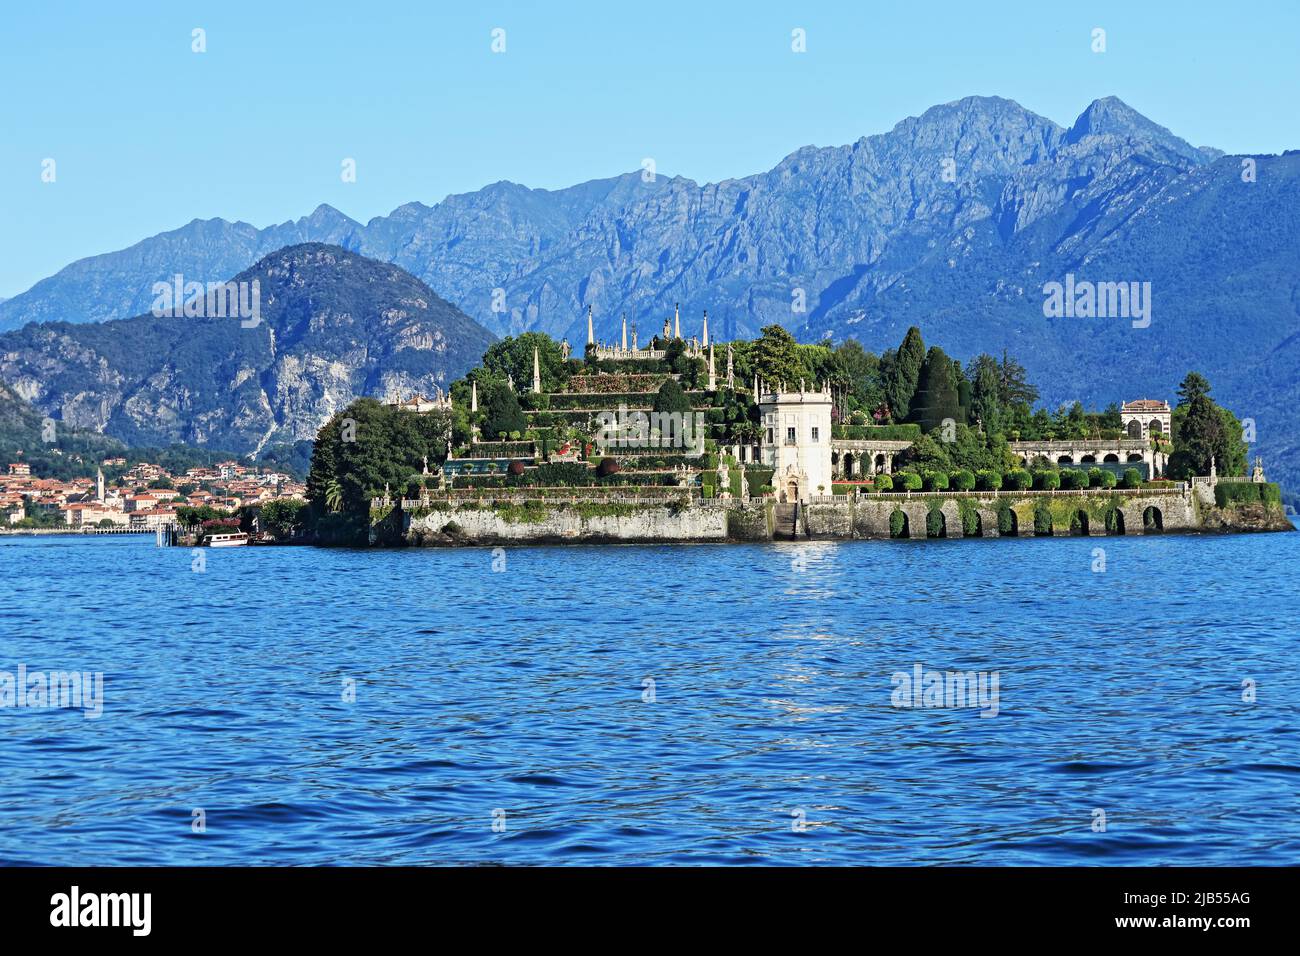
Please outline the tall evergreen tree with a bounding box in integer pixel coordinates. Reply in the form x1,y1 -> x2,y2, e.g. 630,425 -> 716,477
482,381 -> 526,439
652,377 -> 693,415
997,349 -> 1039,409
908,345 -> 965,433
883,327 -> 925,421
1171,393 -> 1227,477
1175,371 -> 1212,407
969,354 -> 1001,432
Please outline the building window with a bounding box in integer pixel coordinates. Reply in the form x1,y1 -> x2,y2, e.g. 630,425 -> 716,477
766,428 -> 774,445
811,426 -> 820,442
785,427 -> 796,445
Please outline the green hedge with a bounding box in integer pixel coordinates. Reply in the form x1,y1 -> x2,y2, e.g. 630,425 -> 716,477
832,423 -> 922,441
1215,482 -> 1282,508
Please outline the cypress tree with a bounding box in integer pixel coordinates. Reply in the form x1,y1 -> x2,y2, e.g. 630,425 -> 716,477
883,326 -> 925,421
909,346 -> 965,433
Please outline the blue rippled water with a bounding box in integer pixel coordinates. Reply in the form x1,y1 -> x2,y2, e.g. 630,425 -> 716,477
1,525 -> 1298,866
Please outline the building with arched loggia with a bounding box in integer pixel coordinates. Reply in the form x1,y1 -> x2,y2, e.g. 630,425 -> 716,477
1120,399 -> 1171,441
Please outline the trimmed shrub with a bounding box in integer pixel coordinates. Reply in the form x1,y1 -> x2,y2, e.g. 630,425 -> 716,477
507,460 -> 526,477
997,504 -> 1016,535
924,471 -> 950,492
898,472 -> 923,492
1060,469 -> 1088,490
950,469 -> 976,491
873,474 -> 894,492
1215,482 -> 1283,508
889,510 -> 907,537
925,506 -> 945,538
596,457 -> 620,478
1087,467 -> 1105,488
1098,470 -> 1117,489
976,469 -> 1002,491
1033,503 -> 1053,535
1003,469 -> 1032,491
1122,468 -> 1142,489
1035,470 -> 1061,491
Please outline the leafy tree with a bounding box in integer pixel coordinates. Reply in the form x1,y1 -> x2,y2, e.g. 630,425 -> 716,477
752,325 -> 803,388
481,333 -> 569,394
830,339 -> 881,416
897,433 -> 952,474
258,499 -> 309,540
306,398 -> 452,540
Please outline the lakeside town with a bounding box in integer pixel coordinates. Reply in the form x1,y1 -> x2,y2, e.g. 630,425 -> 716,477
0,455 -> 306,532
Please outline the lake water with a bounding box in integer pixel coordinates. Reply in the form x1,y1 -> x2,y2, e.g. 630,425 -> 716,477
2,526 -> 1298,866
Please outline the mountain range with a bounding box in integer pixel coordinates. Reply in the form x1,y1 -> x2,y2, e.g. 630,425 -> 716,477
1,95 -> 1296,487
0,245 -> 493,453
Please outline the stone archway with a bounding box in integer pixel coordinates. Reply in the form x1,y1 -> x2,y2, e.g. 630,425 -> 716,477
875,453 -> 886,474
1143,506 -> 1163,532
1058,455 -> 1074,465
1104,453 -> 1120,463
1127,420 -> 1142,439
786,479 -> 800,502
1105,507 -> 1125,534
1071,510 -> 1089,535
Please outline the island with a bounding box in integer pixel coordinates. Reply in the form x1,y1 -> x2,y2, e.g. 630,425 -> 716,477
294,318 -> 1290,546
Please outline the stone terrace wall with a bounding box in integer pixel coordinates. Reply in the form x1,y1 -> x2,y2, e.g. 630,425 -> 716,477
804,490 -> 1200,539
406,502 -> 728,545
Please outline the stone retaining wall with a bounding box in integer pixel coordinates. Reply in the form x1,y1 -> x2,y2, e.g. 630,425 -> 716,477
404,503 -> 728,545
393,489 -> 1286,546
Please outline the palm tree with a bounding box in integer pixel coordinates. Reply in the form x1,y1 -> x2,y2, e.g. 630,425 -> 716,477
324,478 -> 343,513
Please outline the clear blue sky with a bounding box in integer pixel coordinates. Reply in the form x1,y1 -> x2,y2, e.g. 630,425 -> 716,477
2,0 -> 1297,296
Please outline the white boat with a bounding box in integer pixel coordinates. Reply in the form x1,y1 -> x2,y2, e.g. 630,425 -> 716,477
206,532 -> 250,547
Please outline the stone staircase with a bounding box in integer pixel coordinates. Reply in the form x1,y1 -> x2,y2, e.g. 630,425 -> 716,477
773,502 -> 802,540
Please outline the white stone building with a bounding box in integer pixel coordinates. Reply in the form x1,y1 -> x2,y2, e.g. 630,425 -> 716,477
1120,399 -> 1172,440
758,381 -> 833,502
